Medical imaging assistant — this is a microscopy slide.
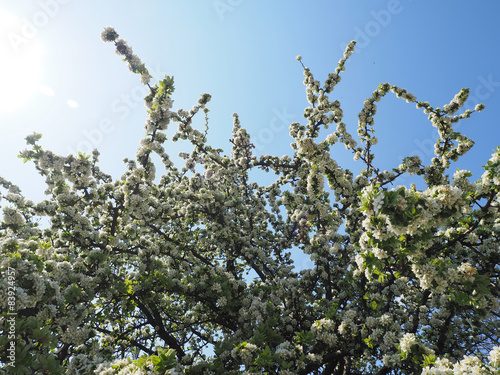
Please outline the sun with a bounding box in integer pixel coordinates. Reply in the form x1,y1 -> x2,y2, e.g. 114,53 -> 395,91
0,9 -> 43,112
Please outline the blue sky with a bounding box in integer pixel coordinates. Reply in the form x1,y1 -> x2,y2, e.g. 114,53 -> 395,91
1,0 -> 500,204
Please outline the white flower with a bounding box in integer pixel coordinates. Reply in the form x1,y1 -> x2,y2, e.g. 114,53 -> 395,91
212,283 -> 222,293
204,169 -> 213,179
100,26 -> 118,42
489,346 -> 500,368
458,262 -> 476,282
372,247 -> 388,259
141,74 -> 151,85
400,333 -> 417,354
325,133 -> 338,144
2,207 -> 25,226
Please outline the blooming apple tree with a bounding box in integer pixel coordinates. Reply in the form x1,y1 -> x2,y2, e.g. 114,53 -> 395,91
1,27 -> 500,374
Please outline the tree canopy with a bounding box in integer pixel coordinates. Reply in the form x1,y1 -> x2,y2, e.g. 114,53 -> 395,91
1,27 -> 500,374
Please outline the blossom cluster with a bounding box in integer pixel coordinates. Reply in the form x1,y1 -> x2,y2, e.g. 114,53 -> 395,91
422,349 -> 500,375
101,26 -> 151,85
1,30 -> 499,374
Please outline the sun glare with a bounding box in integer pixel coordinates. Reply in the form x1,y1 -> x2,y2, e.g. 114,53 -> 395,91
0,9 -> 43,112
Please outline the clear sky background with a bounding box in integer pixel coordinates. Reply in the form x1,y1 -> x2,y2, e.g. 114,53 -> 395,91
1,0 -> 500,208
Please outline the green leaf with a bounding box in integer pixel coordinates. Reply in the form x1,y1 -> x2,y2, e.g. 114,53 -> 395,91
453,291 -> 470,306
364,337 -> 374,349
154,347 -> 177,373
421,353 -> 436,367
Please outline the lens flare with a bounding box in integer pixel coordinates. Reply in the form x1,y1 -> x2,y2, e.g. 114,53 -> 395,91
0,9 -> 44,112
